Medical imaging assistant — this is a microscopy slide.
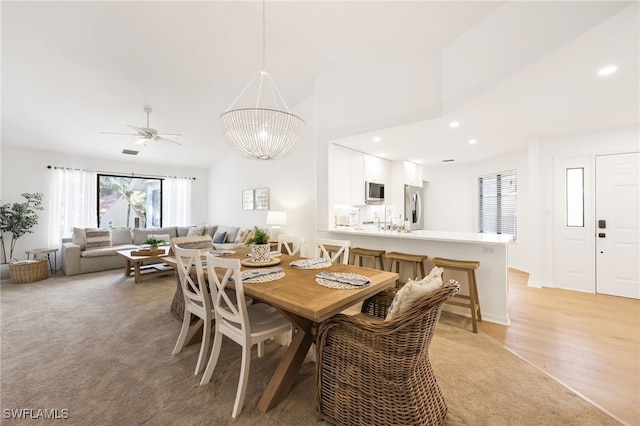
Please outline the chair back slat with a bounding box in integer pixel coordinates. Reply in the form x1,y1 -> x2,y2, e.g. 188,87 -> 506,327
204,254 -> 249,334
174,246 -> 209,309
309,237 -> 351,264
278,234 -> 305,256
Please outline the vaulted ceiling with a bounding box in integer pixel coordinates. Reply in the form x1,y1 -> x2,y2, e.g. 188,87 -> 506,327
2,1 -> 638,168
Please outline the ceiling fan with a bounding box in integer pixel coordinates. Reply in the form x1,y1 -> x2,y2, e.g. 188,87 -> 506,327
101,107 -> 183,146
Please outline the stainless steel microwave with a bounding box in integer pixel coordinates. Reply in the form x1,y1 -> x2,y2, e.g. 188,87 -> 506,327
365,181 -> 385,204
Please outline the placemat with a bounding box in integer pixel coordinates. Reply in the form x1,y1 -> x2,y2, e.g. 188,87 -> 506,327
315,272 -> 371,289
240,257 -> 281,268
289,258 -> 332,269
242,267 -> 285,283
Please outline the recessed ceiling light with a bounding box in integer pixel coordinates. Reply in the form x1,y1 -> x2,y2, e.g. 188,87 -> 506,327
449,121 -> 459,128
598,65 -> 618,76
373,136 -> 382,142
469,139 -> 477,144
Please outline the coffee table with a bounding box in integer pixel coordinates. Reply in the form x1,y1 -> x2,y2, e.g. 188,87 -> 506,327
116,248 -> 174,284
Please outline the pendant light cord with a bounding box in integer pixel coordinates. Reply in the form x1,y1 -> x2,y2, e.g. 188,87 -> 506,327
262,0 -> 266,70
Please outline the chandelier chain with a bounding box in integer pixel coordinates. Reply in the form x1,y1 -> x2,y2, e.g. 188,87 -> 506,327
262,0 -> 266,70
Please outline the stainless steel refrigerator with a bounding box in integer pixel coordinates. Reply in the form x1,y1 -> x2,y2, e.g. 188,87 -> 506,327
404,184 -> 423,230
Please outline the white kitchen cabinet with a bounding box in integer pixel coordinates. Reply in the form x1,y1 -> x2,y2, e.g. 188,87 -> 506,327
350,150 -> 364,203
403,161 -> 423,187
363,154 -> 391,185
332,144 -> 364,204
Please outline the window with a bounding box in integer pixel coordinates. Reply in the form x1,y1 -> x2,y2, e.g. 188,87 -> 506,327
478,170 -> 517,239
566,168 -> 584,227
97,175 -> 162,228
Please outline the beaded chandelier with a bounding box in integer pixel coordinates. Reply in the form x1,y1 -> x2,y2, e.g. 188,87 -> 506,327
219,0 -> 305,160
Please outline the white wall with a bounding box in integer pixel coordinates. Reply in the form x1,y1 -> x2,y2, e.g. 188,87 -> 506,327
423,125 -> 639,289
0,145 -> 209,262
534,125 -> 639,288
425,149 -> 529,272
208,95 -> 317,238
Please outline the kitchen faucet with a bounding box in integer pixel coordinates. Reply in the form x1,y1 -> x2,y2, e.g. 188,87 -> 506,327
382,204 -> 392,230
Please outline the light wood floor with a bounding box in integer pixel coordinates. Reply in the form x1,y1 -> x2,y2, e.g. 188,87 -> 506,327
478,269 -> 639,426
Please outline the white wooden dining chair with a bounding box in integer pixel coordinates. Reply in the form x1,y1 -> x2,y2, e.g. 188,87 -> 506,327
307,237 -> 351,264
200,253 -> 292,418
172,246 -> 212,375
277,234 -> 305,256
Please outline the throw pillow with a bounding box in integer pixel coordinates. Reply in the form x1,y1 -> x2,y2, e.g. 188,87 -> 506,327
187,226 -> 206,237
85,228 -> 112,250
384,266 -> 444,322
72,227 -> 87,250
213,231 -> 227,244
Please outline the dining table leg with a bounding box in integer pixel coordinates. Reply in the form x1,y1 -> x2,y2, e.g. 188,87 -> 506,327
256,311 -> 315,413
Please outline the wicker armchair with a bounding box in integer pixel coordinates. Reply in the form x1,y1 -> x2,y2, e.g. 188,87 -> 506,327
316,279 -> 460,426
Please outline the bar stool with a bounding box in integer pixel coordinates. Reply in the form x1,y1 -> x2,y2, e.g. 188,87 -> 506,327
384,252 -> 428,287
349,247 -> 385,270
431,257 -> 481,333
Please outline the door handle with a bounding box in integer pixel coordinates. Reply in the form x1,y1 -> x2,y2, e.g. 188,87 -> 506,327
598,233 -> 606,238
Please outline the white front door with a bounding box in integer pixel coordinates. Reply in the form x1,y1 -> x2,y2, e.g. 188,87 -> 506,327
595,152 -> 640,299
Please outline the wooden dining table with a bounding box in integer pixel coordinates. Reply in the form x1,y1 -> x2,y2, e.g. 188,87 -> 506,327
165,247 -> 398,413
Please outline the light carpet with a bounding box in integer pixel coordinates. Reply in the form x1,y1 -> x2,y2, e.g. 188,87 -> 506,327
0,270 -> 620,425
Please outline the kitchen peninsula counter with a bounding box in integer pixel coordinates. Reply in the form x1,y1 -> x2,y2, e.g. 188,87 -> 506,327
319,227 -> 513,325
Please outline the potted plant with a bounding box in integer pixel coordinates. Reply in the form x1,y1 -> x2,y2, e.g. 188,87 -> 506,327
0,193 -> 44,263
245,226 -> 271,262
143,236 -> 166,254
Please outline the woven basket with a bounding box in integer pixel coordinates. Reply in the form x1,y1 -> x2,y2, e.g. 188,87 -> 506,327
9,258 -> 49,284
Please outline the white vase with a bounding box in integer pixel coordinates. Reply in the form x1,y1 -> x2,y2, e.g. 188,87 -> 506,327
251,244 -> 271,262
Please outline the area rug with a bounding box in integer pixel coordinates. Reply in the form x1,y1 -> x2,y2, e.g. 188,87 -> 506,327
0,271 -> 619,425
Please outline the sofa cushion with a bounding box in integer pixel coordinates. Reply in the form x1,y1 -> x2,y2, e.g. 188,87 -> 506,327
132,227 -> 178,245
81,244 -> 138,257
204,225 -> 218,238
216,225 -> 240,243
111,229 -> 133,246
187,226 -> 206,237
213,231 -> 227,244
72,227 -> 87,250
176,227 -> 191,237
85,228 -> 112,250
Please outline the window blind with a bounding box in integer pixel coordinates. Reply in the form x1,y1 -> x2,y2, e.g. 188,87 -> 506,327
478,170 -> 517,239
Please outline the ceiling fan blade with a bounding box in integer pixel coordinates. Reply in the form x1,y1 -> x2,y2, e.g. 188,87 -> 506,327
133,138 -> 149,146
126,124 -> 147,135
100,131 -> 138,136
156,135 -> 183,146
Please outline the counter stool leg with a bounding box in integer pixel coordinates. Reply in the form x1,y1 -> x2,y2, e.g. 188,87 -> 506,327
387,259 -> 400,287
470,270 -> 482,323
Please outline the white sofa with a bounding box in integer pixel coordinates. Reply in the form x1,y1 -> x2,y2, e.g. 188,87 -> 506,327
61,225 -> 243,276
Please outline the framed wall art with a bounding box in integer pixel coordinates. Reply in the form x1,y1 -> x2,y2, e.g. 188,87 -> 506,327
242,189 -> 254,210
254,187 -> 270,210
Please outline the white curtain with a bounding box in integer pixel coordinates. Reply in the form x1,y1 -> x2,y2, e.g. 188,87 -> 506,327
48,168 -> 97,248
163,177 -> 192,226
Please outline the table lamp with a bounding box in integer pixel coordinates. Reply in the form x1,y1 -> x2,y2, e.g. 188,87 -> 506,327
266,211 -> 287,241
